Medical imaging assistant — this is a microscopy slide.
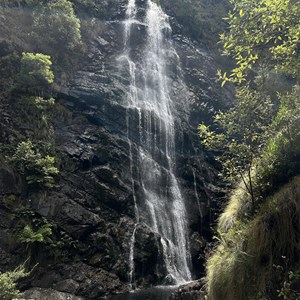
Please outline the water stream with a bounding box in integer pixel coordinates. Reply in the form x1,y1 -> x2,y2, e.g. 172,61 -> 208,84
120,0 -> 192,286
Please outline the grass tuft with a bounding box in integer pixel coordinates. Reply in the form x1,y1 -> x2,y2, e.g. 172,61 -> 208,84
206,176 -> 300,300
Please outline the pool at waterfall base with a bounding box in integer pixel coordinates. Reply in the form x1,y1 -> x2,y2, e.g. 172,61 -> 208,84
110,286 -> 178,300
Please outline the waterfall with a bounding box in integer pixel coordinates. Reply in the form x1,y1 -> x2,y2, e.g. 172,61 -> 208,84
120,0 -> 192,285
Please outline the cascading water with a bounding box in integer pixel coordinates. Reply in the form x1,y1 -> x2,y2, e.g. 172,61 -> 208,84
120,0 -> 192,286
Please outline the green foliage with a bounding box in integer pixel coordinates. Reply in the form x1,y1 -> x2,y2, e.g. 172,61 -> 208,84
48,230 -> 81,262
206,0 -> 300,214
32,0 -> 82,64
272,85 -> 300,143
34,96 -> 55,109
219,0 -> 300,84
0,265 -> 28,300
15,215 -> 53,266
15,53 -> 56,135
18,224 -> 52,244
257,85 -> 300,192
275,261 -> 300,300
0,143 -> 15,158
13,207 -> 82,263
204,1 -> 300,299
24,96 -> 56,111
17,52 -> 54,93
11,140 -> 59,189
199,86 -> 274,210
0,52 -> 19,92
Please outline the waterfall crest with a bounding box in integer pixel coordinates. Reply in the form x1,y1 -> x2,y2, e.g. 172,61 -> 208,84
120,0 -> 192,285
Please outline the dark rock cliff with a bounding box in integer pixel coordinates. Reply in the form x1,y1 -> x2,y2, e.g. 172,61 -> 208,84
0,0 -> 232,298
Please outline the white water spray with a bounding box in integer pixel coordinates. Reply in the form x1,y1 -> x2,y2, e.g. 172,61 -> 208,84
121,0 -> 192,285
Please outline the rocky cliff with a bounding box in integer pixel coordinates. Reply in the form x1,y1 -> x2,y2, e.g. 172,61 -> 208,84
0,0 -> 232,298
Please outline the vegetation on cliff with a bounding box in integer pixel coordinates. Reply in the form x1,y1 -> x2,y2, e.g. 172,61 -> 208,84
0,0 -> 86,296
203,0 -> 300,299
207,177 -> 300,300
0,0 -> 87,185
0,265 -> 28,300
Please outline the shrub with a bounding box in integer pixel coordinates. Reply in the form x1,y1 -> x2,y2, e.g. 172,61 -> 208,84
11,140 -> 59,189
18,224 -> 52,244
32,0 -> 82,65
17,52 -> 54,95
256,85 -> 300,194
0,265 -> 28,300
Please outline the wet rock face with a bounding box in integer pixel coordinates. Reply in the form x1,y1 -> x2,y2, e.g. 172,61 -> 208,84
0,0 -> 231,298
0,167 -> 22,195
50,0 -> 229,287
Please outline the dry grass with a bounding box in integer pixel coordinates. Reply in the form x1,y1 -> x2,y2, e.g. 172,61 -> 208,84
218,181 -> 251,232
206,176 -> 300,300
